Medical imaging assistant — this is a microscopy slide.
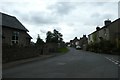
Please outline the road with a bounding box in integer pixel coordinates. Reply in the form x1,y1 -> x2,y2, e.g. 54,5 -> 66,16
2,47 -> 120,78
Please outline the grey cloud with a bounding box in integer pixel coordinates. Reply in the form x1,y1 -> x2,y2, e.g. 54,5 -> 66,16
0,2 -> 27,11
30,13 -> 57,25
92,2 -> 106,6
102,14 -> 114,20
84,13 -> 115,26
91,13 -> 113,21
48,2 -> 76,16
53,26 -> 61,31
118,1 -> 120,18
40,29 -> 46,34
0,2 -> 58,25
17,11 -> 58,25
91,13 -> 101,18
67,23 -> 75,26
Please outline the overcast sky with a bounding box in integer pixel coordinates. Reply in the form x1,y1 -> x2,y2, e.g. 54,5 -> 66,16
0,0 -> 119,42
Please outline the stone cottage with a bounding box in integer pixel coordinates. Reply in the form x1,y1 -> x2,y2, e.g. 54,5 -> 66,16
88,18 -> 120,48
79,35 -> 88,50
0,12 -> 32,46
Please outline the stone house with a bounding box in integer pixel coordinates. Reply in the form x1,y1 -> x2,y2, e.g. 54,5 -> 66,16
88,18 -> 120,48
70,40 -> 73,47
70,37 -> 79,47
0,12 -> 32,46
79,35 -> 88,50
107,18 -> 120,48
88,26 -> 109,44
88,30 -> 98,44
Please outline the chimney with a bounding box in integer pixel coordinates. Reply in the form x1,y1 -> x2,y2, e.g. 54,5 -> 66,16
104,19 -> 111,26
74,37 -> 78,40
96,26 -> 100,31
83,35 -> 86,37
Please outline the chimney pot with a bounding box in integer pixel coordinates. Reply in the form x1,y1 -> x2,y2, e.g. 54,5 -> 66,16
104,19 -> 111,26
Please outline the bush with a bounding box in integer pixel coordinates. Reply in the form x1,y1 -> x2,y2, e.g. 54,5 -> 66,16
87,40 -> 117,54
57,47 -> 69,53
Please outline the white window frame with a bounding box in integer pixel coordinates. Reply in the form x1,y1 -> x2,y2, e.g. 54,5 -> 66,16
11,31 -> 19,45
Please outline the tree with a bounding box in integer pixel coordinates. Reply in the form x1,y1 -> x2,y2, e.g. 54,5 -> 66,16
36,34 -> 44,46
46,31 -> 54,43
46,29 -> 63,43
53,29 -> 63,43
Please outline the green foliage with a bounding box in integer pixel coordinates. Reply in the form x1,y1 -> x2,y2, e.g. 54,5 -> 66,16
46,29 -> 63,43
36,34 -> 44,46
92,33 -> 97,43
46,31 -> 53,43
87,39 -> 117,54
58,47 -> 69,53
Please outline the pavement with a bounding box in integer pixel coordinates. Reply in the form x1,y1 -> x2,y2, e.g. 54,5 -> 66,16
2,47 -> 120,78
3,54 -> 58,69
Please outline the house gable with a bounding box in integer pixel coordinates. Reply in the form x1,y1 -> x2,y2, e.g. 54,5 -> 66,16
0,12 -> 28,31
1,12 -> 32,46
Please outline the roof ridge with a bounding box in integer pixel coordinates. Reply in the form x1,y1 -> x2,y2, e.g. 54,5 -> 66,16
0,12 -> 15,18
1,12 -> 28,31
88,18 -> 120,36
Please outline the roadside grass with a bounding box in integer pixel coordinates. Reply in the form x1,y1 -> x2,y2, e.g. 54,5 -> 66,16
58,47 -> 69,54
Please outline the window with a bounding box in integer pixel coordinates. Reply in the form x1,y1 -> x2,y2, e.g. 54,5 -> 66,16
11,31 -> 19,45
99,37 -> 103,41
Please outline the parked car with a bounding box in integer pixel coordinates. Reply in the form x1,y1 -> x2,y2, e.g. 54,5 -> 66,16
76,46 -> 81,50
68,44 -> 70,47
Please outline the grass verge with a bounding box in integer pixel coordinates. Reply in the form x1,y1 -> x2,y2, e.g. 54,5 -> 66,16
58,47 -> 69,54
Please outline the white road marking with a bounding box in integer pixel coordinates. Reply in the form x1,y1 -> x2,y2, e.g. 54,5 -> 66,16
114,62 -> 118,64
115,61 -> 119,63
105,57 -> 120,66
57,62 -> 66,65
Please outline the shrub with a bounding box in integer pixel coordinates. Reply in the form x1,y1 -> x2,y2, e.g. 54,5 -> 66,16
58,47 -> 69,53
87,40 -> 117,54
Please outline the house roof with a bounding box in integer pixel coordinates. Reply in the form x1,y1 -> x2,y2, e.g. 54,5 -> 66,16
26,33 -> 32,39
88,18 -> 120,36
0,12 -> 28,31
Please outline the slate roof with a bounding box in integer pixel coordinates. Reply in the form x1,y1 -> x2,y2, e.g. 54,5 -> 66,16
0,12 -> 28,31
26,33 -> 32,39
88,18 -> 120,36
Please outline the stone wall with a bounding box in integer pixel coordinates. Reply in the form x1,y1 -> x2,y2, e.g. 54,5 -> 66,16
2,45 -> 40,63
2,27 -> 31,46
43,43 -> 58,55
2,43 -> 59,63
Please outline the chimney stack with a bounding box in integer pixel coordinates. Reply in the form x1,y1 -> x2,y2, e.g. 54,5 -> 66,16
96,26 -> 100,31
83,35 -> 86,37
104,19 -> 111,26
